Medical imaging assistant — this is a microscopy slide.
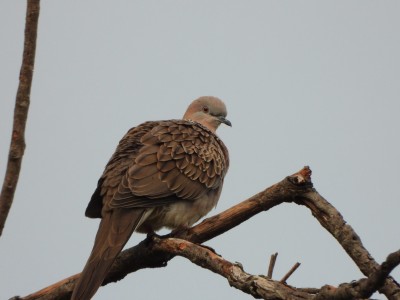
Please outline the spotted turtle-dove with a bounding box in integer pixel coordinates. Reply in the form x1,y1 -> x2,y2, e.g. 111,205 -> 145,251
71,96 -> 231,300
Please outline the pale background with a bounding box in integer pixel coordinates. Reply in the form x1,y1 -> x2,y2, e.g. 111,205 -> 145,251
1,1 -> 399,299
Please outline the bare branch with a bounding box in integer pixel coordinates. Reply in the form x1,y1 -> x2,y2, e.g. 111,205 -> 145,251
0,0 -> 40,236
155,241 -> 400,300
15,167 -> 400,300
152,237 -> 313,300
314,250 -> 400,300
280,262 -> 301,284
267,252 -> 278,279
180,166 -> 313,244
297,191 -> 400,299
18,167 -> 314,299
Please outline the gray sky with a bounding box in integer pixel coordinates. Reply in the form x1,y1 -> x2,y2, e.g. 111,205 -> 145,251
1,1 -> 399,299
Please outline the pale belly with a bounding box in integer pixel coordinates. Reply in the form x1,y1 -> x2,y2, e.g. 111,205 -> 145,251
136,193 -> 219,233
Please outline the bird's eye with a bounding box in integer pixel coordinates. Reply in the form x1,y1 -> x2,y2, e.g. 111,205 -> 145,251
202,106 -> 209,113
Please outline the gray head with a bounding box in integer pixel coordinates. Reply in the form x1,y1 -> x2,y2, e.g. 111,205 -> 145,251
183,96 -> 232,132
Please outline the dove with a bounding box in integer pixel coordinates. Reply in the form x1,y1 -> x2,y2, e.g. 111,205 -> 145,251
71,96 -> 231,299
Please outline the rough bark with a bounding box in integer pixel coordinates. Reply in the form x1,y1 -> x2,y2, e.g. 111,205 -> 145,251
296,192 -> 400,298
14,167 -> 400,300
0,0 -> 40,236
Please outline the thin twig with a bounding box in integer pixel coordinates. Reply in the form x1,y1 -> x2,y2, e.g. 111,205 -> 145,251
0,0 -> 40,236
267,252 -> 278,279
280,262 -> 301,283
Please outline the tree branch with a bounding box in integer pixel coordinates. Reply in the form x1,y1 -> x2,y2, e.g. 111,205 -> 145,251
280,262 -> 301,284
155,240 -> 400,300
15,167 -> 400,300
0,0 -> 40,236
18,167 -> 313,300
314,250 -> 400,300
152,237 -> 313,300
267,252 -> 278,279
296,191 -> 400,299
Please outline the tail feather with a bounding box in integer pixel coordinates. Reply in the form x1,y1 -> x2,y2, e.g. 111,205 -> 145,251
71,208 -> 147,300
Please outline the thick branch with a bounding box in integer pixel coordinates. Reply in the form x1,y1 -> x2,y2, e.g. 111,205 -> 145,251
16,167 -> 399,300
19,167 -> 313,300
314,250 -> 400,300
297,191 -> 400,299
0,0 -> 40,236
152,237 -> 313,300
156,240 -> 400,300
180,166 -> 313,243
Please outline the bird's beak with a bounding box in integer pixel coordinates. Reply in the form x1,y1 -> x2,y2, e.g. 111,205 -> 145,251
218,116 -> 232,127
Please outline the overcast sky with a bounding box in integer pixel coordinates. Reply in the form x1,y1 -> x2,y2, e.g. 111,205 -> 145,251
1,1 -> 399,299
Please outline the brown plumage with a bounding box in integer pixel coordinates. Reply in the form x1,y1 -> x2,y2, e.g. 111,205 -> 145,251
71,96 -> 231,300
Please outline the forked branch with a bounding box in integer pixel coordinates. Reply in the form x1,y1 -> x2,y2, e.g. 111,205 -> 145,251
15,167 -> 400,300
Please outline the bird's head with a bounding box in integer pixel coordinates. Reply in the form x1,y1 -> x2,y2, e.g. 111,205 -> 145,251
183,96 -> 232,132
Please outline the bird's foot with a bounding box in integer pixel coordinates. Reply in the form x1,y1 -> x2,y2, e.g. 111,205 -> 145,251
145,231 -> 160,245
167,226 -> 189,238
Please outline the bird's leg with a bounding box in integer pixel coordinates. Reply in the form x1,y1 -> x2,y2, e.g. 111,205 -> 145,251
168,226 -> 189,238
146,231 -> 160,239
144,231 -> 161,246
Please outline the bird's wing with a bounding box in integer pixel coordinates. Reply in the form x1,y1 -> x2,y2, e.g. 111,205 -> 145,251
108,120 -> 229,209
85,121 -> 158,218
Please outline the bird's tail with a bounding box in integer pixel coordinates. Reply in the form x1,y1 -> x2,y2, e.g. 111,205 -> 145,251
71,208 -> 147,300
